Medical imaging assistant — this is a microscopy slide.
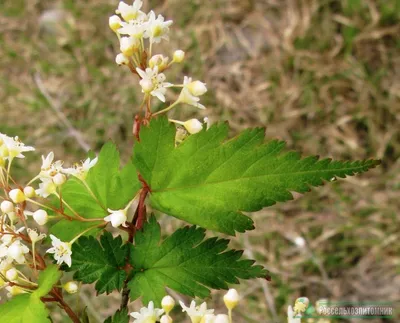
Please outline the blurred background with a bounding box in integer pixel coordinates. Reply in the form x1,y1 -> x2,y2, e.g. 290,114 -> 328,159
1,0 -> 399,322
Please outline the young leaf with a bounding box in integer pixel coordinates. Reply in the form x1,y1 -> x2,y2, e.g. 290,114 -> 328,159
67,232 -> 128,294
128,216 -> 267,306
51,142 -> 141,241
0,295 -> 50,323
104,309 -> 129,323
133,117 -> 380,235
33,264 -> 62,298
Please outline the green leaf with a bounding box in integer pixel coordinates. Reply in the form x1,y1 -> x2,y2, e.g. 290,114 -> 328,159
86,142 -> 141,210
133,117 -> 380,235
68,232 -> 128,294
0,295 -> 50,323
33,265 -> 62,298
104,309 -> 129,323
128,216 -> 267,305
51,142 -> 141,241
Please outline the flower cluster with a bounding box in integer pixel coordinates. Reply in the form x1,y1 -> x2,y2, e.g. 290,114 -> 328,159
130,289 -> 240,323
109,1 -> 209,138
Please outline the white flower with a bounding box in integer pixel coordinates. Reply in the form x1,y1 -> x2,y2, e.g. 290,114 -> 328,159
130,301 -> 164,323
136,67 -> 173,102
178,77 -> 207,109
63,281 -> 79,294
104,209 -> 127,228
0,134 -> 34,159
173,50 -> 185,63
161,295 -> 175,314
214,314 -> 229,323
64,157 -> 98,181
294,236 -> 306,248
145,11 -> 173,43
120,36 -> 139,56
116,0 -> 144,21
1,201 -> 14,214
109,15 -> 122,32
23,186 -> 36,198
46,235 -> 72,267
223,289 -> 239,310
118,15 -> 148,39
9,189 -> 26,204
36,179 -> 57,198
39,152 -> 65,180
179,300 -> 214,323
27,228 -> 46,243
7,240 -> 29,264
116,53 -> 130,65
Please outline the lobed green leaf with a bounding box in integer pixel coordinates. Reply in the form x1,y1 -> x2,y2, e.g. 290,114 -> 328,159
68,232 -> 129,294
128,216 -> 267,306
133,117 -> 380,235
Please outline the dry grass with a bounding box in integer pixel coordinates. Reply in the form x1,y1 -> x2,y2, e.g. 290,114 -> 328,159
1,0 -> 399,322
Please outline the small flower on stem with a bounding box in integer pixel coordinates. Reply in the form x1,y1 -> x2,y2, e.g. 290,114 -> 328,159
146,11 -> 173,43
179,300 -> 214,323
104,209 -> 128,228
46,235 -> 72,267
136,67 -> 173,102
64,157 -> 98,181
63,281 -> 79,294
161,295 -> 175,314
1,200 -> 14,214
130,301 -> 164,323
173,50 -> 185,63
9,189 -> 26,204
178,77 -> 207,110
7,240 -> 29,264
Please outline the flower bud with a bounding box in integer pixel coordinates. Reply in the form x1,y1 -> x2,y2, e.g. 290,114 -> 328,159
23,186 -> 36,198
202,314 -> 216,323
149,55 -> 169,70
33,209 -> 48,226
63,281 -> 79,294
116,53 -> 129,66
1,200 -> 14,214
187,81 -> 207,96
6,285 -> 25,297
7,212 -> 17,223
120,37 -> 137,56
9,189 -> 26,204
214,314 -> 230,323
0,156 -> 5,167
161,295 -> 175,314
139,79 -> 154,93
183,119 -> 203,134
53,173 -> 66,186
173,50 -> 185,63
223,289 -> 239,310
160,315 -> 173,323
109,15 -> 122,32
5,268 -> 18,281
105,209 -> 127,228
